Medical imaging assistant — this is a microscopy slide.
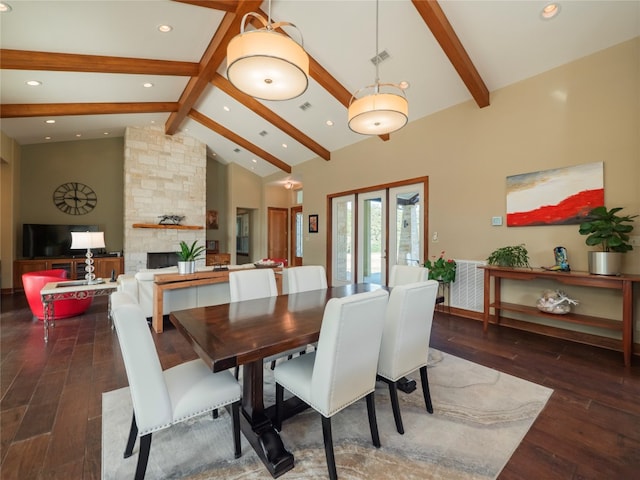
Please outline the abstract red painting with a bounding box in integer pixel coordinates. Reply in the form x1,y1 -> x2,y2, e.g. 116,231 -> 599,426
506,162 -> 604,227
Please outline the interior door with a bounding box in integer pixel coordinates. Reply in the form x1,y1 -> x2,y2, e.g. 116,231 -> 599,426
357,190 -> 386,284
267,207 -> 288,263
290,205 -> 303,266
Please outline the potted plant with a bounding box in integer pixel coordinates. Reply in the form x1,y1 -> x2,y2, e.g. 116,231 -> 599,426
424,251 -> 457,283
578,206 -> 637,275
486,244 -> 531,268
176,240 -> 205,274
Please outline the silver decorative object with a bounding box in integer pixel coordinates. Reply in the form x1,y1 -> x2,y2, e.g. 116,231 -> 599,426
536,289 -> 578,314
158,215 -> 185,225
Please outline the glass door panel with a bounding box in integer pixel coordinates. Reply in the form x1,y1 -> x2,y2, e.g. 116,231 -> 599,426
357,190 -> 386,284
388,183 -> 424,271
331,194 -> 355,286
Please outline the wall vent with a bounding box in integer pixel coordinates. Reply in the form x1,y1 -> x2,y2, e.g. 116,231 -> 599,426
259,130 -> 268,137
370,50 -> 390,66
450,259 -> 486,312
299,101 -> 312,111
233,148 -> 241,153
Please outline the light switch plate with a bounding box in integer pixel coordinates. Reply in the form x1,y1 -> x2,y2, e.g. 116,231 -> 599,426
491,216 -> 503,226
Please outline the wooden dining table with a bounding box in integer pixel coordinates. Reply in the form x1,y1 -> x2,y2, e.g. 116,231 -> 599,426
169,283 -> 383,478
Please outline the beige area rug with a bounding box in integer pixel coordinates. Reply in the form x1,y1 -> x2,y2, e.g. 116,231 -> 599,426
102,350 -> 553,480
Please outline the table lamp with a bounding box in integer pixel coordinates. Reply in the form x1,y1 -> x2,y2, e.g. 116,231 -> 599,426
70,231 -> 105,284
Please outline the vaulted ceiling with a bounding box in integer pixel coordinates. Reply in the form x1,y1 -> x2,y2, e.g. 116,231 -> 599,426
1,1 -> 638,181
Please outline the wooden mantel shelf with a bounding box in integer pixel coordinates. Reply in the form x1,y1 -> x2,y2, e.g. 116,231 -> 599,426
133,223 -> 203,230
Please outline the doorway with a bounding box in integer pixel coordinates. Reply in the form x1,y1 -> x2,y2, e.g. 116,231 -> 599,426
267,207 -> 288,264
290,205 -> 303,266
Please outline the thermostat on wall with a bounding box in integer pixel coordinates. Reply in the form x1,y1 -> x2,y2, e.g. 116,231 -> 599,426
491,216 -> 503,226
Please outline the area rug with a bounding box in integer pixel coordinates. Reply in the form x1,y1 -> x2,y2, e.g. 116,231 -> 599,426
102,350 -> 553,479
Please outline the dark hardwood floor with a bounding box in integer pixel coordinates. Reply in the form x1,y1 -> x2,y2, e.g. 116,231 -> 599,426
1,293 -> 639,479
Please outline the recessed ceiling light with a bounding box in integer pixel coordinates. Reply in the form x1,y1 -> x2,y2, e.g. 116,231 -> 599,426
44,136 -> 51,140
223,106 -> 230,112
158,24 -> 173,33
45,119 -> 55,124
326,120 -> 334,127
252,158 -> 257,163
282,143 -> 288,148
26,80 -> 42,86
0,2 -> 12,13
541,3 -> 560,19
75,134 -> 82,137
143,82 -> 154,88
103,132 -> 110,135
399,81 -> 410,90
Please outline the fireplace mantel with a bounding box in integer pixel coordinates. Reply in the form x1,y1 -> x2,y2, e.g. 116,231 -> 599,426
133,223 -> 203,230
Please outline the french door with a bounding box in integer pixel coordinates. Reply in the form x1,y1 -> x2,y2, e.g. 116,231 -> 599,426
329,178 -> 426,286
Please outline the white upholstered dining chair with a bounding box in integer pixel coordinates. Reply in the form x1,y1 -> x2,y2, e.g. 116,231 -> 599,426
274,288 -> 390,480
377,280 -> 439,434
388,264 -> 429,287
284,265 -> 328,294
111,295 -> 242,480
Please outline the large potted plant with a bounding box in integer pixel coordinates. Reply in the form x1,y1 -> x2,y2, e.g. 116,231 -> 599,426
424,251 -> 457,283
486,244 -> 531,268
578,206 -> 637,275
176,240 -> 205,274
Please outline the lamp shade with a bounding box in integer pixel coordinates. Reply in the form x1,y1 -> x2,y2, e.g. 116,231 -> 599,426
348,92 -> 408,135
71,231 -> 105,250
227,29 -> 309,101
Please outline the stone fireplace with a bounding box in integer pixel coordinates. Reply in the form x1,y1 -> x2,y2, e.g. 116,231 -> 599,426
123,126 -> 206,274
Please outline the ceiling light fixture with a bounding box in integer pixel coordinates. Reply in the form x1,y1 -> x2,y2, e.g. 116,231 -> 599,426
26,80 -> 42,86
45,119 -> 56,124
541,3 -> 560,20
226,0 -> 309,101
158,24 -> 173,33
143,82 -> 153,88
0,2 -> 12,13
326,120 -> 334,127
284,181 -> 293,190
348,0 -> 408,136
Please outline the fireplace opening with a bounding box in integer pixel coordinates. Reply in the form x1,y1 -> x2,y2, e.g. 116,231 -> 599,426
147,252 -> 179,269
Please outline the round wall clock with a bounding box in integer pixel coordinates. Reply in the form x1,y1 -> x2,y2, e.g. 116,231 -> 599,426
53,182 -> 97,215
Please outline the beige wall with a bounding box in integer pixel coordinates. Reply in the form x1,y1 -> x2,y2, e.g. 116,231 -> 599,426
286,38 -> 640,340
19,137 -> 124,254
206,158 -> 229,252
0,131 -> 21,290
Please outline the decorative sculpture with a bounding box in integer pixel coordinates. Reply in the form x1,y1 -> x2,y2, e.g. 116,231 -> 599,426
536,289 -> 578,314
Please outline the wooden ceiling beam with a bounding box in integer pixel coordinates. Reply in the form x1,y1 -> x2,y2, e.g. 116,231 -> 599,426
211,73 -> 330,161
0,49 -> 198,76
412,0 -> 489,108
189,109 -> 292,174
165,0 -> 263,135
0,102 -> 178,118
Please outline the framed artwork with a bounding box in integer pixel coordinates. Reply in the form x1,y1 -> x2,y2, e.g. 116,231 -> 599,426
506,162 -> 604,226
309,214 -> 318,233
206,210 -> 219,229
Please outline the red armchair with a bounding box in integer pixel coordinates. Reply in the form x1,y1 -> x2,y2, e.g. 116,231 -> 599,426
22,269 -> 93,320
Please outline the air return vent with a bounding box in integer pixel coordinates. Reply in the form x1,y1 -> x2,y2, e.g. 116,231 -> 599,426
370,50 -> 390,66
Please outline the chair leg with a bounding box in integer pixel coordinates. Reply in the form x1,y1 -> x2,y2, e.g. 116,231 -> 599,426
212,408 -> 219,419
365,392 -> 381,448
270,360 -> 277,370
234,366 -> 240,379
419,366 -> 434,414
321,415 -> 338,480
387,382 -> 405,434
124,413 -> 138,458
135,433 -> 152,480
275,383 -> 284,431
232,401 -> 241,459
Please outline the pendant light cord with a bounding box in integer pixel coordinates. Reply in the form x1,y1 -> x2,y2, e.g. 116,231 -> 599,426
375,0 -> 380,91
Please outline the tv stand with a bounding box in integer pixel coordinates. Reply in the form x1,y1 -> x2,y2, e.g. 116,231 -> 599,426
13,256 -> 124,291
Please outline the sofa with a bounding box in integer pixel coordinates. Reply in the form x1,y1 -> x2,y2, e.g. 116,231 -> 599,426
116,264 -> 260,319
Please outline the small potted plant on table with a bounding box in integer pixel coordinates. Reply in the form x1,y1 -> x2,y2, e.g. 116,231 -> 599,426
177,240 -> 205,274
486,244 -> 531,268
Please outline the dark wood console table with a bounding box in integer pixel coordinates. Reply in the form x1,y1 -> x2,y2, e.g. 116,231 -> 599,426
480,266 -> 640,366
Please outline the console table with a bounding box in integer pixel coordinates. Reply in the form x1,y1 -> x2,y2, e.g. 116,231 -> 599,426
480,266 -> 640,366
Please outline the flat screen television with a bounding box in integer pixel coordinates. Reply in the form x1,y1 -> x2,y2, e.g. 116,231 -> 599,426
22,224 -> 101,259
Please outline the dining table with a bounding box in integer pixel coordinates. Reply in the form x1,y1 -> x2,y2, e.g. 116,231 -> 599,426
169,283 -> 384,478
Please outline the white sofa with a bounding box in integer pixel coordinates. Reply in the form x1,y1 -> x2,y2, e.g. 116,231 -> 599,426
116,264 -> 258,319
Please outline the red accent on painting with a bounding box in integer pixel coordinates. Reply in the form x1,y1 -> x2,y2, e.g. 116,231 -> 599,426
507,189 -> 604,226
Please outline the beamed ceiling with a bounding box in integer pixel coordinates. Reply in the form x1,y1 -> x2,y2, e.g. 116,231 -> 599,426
1,0 -> 638,183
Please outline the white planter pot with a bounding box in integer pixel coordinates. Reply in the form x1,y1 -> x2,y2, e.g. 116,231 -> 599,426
588,251 -> 622,275
178,261 -> 196,274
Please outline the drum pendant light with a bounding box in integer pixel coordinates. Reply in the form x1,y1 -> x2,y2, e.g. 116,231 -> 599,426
348,0 -> 408,135
227,0 -> 309,101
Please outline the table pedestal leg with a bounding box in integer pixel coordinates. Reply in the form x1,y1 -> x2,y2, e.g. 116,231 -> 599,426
241,361 -> 294,478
